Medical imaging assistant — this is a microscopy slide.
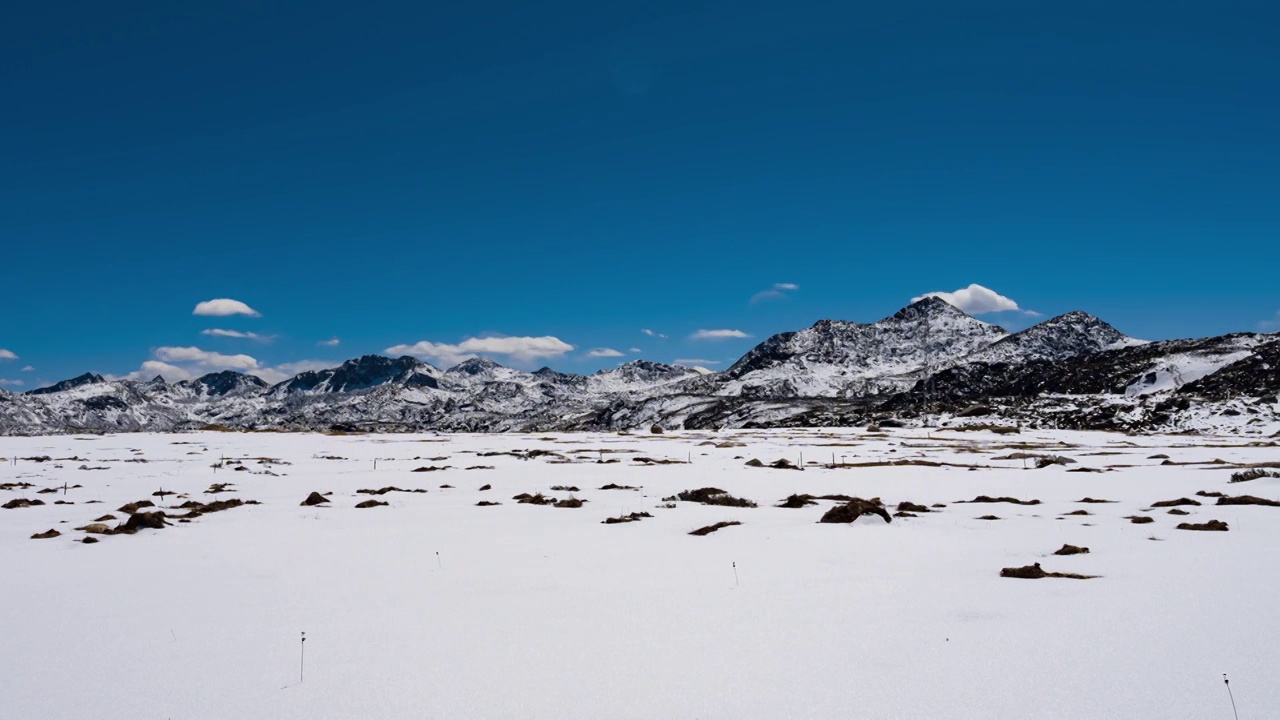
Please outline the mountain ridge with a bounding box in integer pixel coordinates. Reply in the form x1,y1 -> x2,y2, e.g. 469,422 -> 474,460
5,300 -> 1276,436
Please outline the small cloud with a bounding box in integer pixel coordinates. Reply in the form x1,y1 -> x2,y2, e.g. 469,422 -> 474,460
387,335 -> 575,367
587,348 -> 625,358
318,337 -> 341,347
21,365 -> 33,372
201,328 -> 269,340
641,328 -> 667,339
193,298 -> 261,317
750,282 -> 800,304
0,378 -> 23,387
628,347 -> 642,353
674,358 -> 721,365
0,349 -> 17,360
155,346 -> 260,371
912,284 -> 1033,316
691,329 -> 751,340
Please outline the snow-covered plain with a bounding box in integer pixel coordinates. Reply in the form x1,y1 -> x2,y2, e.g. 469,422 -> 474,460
2,428 -> 1277,719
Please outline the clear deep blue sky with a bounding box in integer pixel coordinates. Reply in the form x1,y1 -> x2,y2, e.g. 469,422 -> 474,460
2,1 -> 1278,387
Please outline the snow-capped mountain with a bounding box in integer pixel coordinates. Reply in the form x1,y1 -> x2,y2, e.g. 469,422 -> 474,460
722,297 -> 1008,397
963,310 -> 1143,364
2,299 -> 1277,436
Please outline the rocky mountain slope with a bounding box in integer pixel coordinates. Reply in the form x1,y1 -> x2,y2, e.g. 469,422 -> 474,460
2,299 -> 1276,436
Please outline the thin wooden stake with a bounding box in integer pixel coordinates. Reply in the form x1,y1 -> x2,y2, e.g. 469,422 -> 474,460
1224,674 -> 1238,720
733,561 -> 739,587
300,632 -> 306,682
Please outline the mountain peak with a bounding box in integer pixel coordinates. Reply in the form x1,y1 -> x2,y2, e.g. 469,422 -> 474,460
190,370 -> 268,397
887,296 -> 968,323
27,372 -> 106,395
448,357 -> 501,375
965,310 -> 1136,364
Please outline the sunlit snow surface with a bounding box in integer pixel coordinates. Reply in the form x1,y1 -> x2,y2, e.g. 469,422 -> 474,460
2,428 -> 1277,719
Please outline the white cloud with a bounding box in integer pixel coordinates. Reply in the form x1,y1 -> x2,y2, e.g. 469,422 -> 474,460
628,347 -> 642,353
0,349 -> 17,360
21,365 -> 33,372
193,298 -> 261,317
134,361 -> 197,382
0,378 -> 23,387
155,346 -> 261,371
121,349 -> 335,385
674,358 -> 721,365
691,329 -> 751,340
225,360 -> 334,385
587,348 -> 625,358
641,329 -> 667,339
751,282 -> 800,303
912,284 -> 1031,315
318,337 -> 341,347
387,335 -> 575,367
202,328 -> 269,340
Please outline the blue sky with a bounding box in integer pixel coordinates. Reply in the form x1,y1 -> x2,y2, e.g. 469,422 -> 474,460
2,1 -> 1278,388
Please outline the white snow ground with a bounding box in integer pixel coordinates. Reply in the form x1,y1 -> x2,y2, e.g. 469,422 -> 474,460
1,428 -> 1277,719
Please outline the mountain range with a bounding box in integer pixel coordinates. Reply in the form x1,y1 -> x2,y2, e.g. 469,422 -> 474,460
3,297 -> 1277,435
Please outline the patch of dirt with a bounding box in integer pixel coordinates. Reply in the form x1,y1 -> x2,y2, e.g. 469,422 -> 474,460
550,485 -> 580,492
1077,497 -> 1116,503
897,501 -> 931,513
1177,519 -> 1229,531
602,512 -> 652,525
300,492 -> 329,506
355,500 -> 389,509
1125,515 -> 1154,524
599,483 -> 640,490
1053,544 -> 1090,555
115,511 -> 170,534
3,498 -> 45,510
31,529 -> 61,539
778,494 -> 818,508
1216,495 -> 1280,507
976,515 -> 1001,520
963,495 -> 1041,505
476,501 -> 501,506
513,493 -> 554,505
1168,508 -> 1191,515
554,497 -> 586,508
1151,497 -> 1202,507
117,500 -> 155,514
1000,562 -> 1096,579
689,521 -> 742,536
357,486 -> 427,496
676,488 -> 757,508
819,498 -> 891,524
